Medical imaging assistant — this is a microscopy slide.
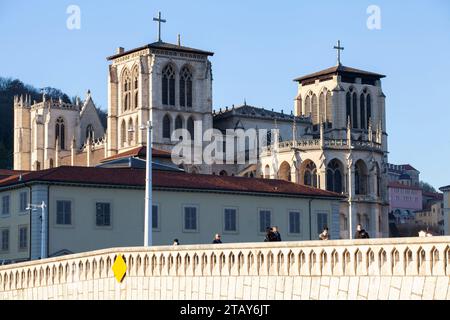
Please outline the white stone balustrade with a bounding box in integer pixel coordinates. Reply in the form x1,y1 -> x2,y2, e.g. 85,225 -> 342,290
0,237 -> 449,300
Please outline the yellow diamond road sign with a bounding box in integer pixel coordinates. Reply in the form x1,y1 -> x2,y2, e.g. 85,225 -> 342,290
112,254 -> 127,283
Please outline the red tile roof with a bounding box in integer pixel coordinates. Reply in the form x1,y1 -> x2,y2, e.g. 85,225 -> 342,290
422,192 -> 443,200
0,166 -> 344,199
100,146 -> 172,163
0,169 -> 28,181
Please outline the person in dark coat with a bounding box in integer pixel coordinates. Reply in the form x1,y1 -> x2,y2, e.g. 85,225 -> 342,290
264,227 -> 274,242
354,224 -> 370,239
272,226 -> 282,241
212,234 -> 223,244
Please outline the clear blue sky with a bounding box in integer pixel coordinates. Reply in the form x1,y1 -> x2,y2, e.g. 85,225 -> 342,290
1,0 -> 449,189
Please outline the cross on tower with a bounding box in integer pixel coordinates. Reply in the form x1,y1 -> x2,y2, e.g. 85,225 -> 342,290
153,11 -> 166,42
334,40 -> 344,66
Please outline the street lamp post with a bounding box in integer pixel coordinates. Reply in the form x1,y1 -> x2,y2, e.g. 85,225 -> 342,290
26,201 -> 47,259
141,121 -> 153,247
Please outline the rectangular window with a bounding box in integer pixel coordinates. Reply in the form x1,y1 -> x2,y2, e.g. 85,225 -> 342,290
224,208 -> 237,232
152,205 -> 158,229
317,213 -> 328,234
184,206 -> 197,231
289,211 -> 301,234
20,192 -> 28,212
19,226 -> 27,250
96,202 -> 111,227
56,200 -> 72,225
1,229 -> 9,251
259,209 -> 271,233
2,195 -> 10,216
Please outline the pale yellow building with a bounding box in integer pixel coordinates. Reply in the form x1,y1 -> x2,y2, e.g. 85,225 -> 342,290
414,201 -> 444,235
0,166 -> 343,263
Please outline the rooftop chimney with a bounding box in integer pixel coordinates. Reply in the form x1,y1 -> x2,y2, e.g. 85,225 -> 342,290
116,47 -> 125,54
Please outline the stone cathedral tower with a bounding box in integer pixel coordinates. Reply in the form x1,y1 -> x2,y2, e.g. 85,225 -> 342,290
106,16 -> 214,173
259,42 -> 390,239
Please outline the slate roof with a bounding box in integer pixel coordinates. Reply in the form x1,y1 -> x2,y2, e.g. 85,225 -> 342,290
107,41 -> 214,60
294,64 -> 385,83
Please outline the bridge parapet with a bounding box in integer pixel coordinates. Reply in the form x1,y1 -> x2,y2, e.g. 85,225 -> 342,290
1,237 -> 449,300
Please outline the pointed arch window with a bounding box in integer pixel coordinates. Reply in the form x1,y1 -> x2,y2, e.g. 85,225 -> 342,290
366,94 -> 372,129
128,119 -> 134,144
180,66 -> 193,107
346,92 -> 351,124
132,67 -> 139,109
326,91 -> 332,125
175,115 -> 183,130
303,161 -> 318,188
305,95 -> 311,117
352,92 -> 358,129
55,117 -> 65,150
162,64 -> 175,106
122,69 -> 131,112
121,120 -> 126,147
319,92 -> 325,123
187,117 -> 195,140
312,94 -> 318,124
163,115 -> 171,139
326,159 -> 343,193
355,160 -> 368,195
360,94 -> 366,129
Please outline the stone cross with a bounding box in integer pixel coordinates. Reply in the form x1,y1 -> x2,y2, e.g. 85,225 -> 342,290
334,40 -> 344,65
153,11 -> 166,42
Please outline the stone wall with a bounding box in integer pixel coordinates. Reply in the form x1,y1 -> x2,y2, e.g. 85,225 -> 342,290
1,237 -> 449,300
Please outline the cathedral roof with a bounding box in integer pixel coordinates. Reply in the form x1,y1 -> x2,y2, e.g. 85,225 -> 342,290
0,167 -> 344,199
100,146 -> 172,163
294,64 -> 385,84
213,104 -> 309,123
107,41 -> 214,60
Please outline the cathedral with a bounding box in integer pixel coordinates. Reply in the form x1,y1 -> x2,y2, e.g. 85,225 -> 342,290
13,17 -> 390,238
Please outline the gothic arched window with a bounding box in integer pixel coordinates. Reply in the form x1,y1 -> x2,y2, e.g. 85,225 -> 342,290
132,66 -> 139,109
366,94 -> 372,129
163,114 -> 171,139
326,91 -> 332,124
175,115 -> 183,130
360,94 -> 366,129
326,159 -> 343,193
305,95 -> 311,117
355,160 -> 368,195
319,92 -> 325,123
187,117 -> 194,140
128,118 -> 134,144
122,69 -> 131,112
135,116 -> 139,143
312,94 -> 318,124
352,92 -> 358,129
55,117 -> 65,150
303,161 -> 318,188
162,64 -> 175,106
346,91 -> 351,125
86,124 -> 94,143
180,66 -> 193,108
121,120 -> 126,147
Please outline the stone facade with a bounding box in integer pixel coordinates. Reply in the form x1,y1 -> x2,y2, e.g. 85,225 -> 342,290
0,237 -> 449,300
259,66 -> 389,239
13,93 -> 105,170
106,43 -> 214,174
